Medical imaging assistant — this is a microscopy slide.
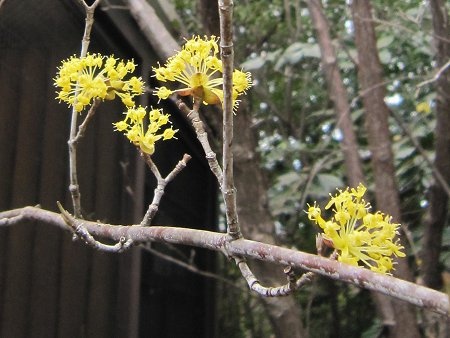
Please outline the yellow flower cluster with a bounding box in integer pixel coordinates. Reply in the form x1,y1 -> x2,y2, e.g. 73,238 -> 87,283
54,53 -> 144,112
307,183 -> 405,274
416,101 -> 431,114
153,35 -> 252,109
113,106 -> 178,155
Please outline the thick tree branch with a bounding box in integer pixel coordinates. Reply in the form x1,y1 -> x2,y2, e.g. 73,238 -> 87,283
0,206 -> 448,316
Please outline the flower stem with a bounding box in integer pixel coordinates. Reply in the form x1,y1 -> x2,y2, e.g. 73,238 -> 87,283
68,0 -> 103,218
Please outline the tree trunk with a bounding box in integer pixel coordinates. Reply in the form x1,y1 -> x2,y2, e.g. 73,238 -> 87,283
306,0 -> 397,329
198,2 -> 306,337
306,0 -> 364,188
351,1 -> 421,337
421,1 -> 450,336
234,102 -> 306,338
421,0 -> 450,291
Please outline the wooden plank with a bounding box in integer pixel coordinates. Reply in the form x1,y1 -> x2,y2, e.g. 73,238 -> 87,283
85,106 -> 123,337
1,48 -> 44,337
57,238 -> 92,337
0,46 -> 23,329
28,51 -> 68,337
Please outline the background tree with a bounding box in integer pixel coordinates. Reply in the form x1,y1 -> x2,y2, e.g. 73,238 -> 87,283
351,1 -> 420,336
175,0 -> 449,335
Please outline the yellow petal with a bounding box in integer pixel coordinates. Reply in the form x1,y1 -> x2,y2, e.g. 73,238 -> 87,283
202,87 -> 221,105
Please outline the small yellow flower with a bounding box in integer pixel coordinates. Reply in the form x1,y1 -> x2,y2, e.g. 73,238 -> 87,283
152,35 -> 252,110
54,53 -> 145,112
113,106 -> 178,155
416,101 -> 431,114
163,128 -> 177,140
307,183 -> 405,274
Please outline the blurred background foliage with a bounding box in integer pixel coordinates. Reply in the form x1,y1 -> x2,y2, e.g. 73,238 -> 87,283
171,0 -> 447,336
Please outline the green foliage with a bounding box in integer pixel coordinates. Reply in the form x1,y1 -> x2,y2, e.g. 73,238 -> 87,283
174,0 -> 445,336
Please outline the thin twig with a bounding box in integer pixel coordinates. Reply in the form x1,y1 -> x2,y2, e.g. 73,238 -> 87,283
177,100 -> 223,183
139,153 -> 192,226
235,236 -> 335,297
415,59 -> 450,95
68,0 -> 104,218
144,245 -> 248,291
57,202 -> 133,252
236,259 -> 315,297
72,98 -> 101,145
390,109 -> 450,197
362,15 -> 450,44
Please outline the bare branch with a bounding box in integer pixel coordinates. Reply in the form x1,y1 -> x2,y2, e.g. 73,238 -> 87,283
236,259 -> 315,297
219,0 -> 241,239
139,153 -> 192,226
416,59 -> 450,94
177,100 -> 223,183
1,206 -> 448,316
390,109 -> 450,198
58,202 -> 133,252
71,98 -> 101,145
68,0 -> 104,218
144,245 -> 247,291
165,153 -> 192,184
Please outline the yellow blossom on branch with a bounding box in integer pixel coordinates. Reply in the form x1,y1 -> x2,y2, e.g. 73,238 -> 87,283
113,106 -> 178,155
307,183 -> 405,274
54,53 -> 145,112
152,35 -> 252,110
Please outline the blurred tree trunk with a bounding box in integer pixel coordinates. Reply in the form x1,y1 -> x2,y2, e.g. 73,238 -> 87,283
351,1 -> 420,338
421,0 -> 450,291
199,1 -> 306,337
306,0 -> 364,188
421,1 -> 450,336
306,0 -> 397,331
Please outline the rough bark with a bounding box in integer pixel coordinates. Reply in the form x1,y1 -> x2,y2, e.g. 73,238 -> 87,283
2,206 -> 449,316
421,0 -> 450,290
421,1 -> 450,336
306,0 -> 397,329
351,1 -> 421,337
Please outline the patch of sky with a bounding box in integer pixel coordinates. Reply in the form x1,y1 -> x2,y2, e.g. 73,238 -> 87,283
385,93 -> 403,107
332,128 -> 343,142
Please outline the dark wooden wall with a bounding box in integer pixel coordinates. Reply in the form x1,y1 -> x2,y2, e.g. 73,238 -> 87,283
0,1 -> 217,337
